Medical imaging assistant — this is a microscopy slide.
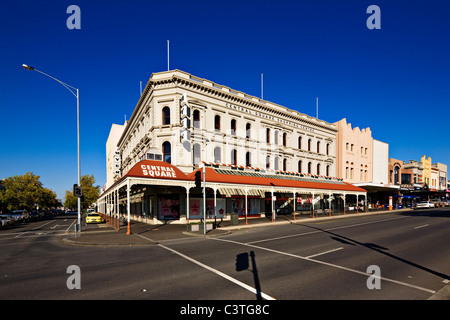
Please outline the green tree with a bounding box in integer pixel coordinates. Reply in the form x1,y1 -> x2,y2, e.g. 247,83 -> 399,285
64,174 -> 100,210
0,172 -> 58,211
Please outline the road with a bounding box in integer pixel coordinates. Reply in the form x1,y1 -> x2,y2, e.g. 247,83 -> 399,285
0,209 -> 449,303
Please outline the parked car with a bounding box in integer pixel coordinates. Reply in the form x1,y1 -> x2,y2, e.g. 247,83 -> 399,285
85,213 -> 103,224
9,210 -> 30,222
0,214 -> 14,228
414,201 -> 433,209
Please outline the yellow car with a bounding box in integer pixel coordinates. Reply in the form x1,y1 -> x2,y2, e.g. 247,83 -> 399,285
85,213 -> 103,224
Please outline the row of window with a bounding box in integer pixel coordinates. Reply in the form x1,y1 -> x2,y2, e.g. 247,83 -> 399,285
161,141 -> 330,176
162,107 -> 332,155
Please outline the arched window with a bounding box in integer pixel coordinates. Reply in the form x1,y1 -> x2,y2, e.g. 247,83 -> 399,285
274,130 -> 279,145
214,146 -> 221,163
162,107 -> 170,125
298,136 -> 302,149
266,156 -> 270,169
283,158 -> 287,171
283,133 -> 287,147
231,119 -> 236,136
214,115 -> 221,132
326,143 -> 330,155
274,156 -> 279,170
162,141 -> 171,164
317,141 -> 321,153
246,123 -> 251,139
308,162 -> 312,174
193,143 -> 201,166
246,152 -> 251,167
266,128 -> 270,143
308,139 -> 312,152
317,163 -> 321,175
193,110 -> 200,129
298,160 -> 302,173
326,165 -> 330,176
231,149 -> 237,165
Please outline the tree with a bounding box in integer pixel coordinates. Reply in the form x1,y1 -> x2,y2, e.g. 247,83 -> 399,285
64,174 -> 100,210
0,172 -> 58,211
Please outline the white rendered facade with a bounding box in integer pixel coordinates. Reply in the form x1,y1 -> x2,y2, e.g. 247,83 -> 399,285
116,70 -> 337,182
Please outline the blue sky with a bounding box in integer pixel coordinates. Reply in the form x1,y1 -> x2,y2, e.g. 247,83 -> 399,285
1,0 -> 449,201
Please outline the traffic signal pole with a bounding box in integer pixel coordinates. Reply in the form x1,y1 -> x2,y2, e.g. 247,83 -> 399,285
203,165 -> 206,235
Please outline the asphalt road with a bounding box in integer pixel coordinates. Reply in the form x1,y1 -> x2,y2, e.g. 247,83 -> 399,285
0,209 -> 449,302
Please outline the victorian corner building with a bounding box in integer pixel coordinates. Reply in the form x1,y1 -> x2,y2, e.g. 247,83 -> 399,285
98,70 -> 366,229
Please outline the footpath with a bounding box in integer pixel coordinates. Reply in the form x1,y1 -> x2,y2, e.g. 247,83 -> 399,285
63,208 -> 408,246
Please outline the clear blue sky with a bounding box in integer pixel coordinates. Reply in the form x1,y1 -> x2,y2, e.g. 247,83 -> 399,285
1,0 -> 449,201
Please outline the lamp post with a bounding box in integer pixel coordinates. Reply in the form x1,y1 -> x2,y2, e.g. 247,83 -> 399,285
22,64 -> 82,231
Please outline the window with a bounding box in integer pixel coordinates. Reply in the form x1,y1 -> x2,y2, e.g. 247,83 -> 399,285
231,119 -> 236,136
193,143 -> 201,166
162,141 -> 171,164
214,146 -> 221,163
326,165 -> 330,176
274,130 -> 279,145
283,158 -> 287,171
317,163 -> 321,175
298,160 -> 302,173
193,110 -> 200,129
266,156 -> 270,169
231,149 -> 237,165
266,128 -> 270,143
298,136 -> 302,149
283,133 -> 287,147
308,162 -> 312,174
246,152 -> 251,167
274,156 -> 279,170
326,143 -> 330,155
308,139 -> 312,152
214,115 -> 221,132
317,141 -> 320,153
162,107 -> 170,125
246,123 -> 251,139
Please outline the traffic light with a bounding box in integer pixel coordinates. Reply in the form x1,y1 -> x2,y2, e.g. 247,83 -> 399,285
73,184 -> 83,198
180,93 -> 191,142
195,171 -> 201,188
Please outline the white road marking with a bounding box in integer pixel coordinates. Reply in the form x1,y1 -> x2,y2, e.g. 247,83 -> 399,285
212,237 -> 436,294
414,224 -> 429,229
134,233 -> 275,300
305,247 -> 343,259
248,215 -> 408,244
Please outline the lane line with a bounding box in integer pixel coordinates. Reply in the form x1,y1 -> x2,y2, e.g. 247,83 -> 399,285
134,234 -> 275,300
212,237 -> 436,294
305,247 -> 343,259
248,215 -> 408,244
414,224 -> 429,229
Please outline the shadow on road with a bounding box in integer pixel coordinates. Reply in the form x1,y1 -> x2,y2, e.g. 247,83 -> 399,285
236,251 -> 262,300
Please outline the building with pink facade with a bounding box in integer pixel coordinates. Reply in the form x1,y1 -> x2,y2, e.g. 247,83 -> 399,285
334,118 -> 373,184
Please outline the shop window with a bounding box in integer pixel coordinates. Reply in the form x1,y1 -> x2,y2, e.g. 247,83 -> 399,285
158,194 -> 180,220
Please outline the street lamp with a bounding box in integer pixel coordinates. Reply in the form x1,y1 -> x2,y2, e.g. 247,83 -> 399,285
22,64 -> 82,231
